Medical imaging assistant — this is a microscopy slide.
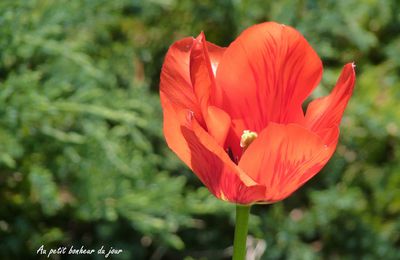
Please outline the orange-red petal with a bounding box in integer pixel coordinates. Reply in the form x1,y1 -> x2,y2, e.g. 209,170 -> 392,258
305,63 -> 356,138
160,35 -> 226,127
215,22 -> 322,159
189,33 -> 230,145
190,33 -> 214,113
216,22 -> 322,135
160,37 -> 199,114
238,123 -> 337,202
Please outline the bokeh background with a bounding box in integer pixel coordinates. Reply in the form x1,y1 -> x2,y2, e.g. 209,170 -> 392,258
1,0 -> 400,259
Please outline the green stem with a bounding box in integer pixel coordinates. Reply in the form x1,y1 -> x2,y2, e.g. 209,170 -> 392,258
232,205 -> 251,260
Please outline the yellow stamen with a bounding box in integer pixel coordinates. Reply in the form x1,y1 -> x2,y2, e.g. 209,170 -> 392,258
240,130 -> 258,149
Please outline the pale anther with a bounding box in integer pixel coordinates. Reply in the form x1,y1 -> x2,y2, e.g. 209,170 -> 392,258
240,130 -> 258,149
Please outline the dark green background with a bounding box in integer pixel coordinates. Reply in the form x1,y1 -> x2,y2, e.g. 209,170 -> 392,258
1,0 -> 399,259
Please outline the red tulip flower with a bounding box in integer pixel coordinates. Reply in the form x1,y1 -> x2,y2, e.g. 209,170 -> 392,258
160,22 -> 355,205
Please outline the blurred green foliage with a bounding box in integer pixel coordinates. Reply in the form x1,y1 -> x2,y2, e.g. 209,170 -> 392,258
0,0 -> 399,259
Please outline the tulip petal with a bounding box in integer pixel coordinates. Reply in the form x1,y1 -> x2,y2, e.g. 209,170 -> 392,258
160,36 -> 226,125
206,105 -> 231,146
161,94 -> 265,204
160,37 -> 199,115
190,33 -> 230,145
239,123 -> 337,202
305,63 -> 356,138
190,33 -> 214,112
216,22 -> 322,152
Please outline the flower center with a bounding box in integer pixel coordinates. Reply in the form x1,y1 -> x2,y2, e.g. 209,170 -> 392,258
240,130 -> 258,150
